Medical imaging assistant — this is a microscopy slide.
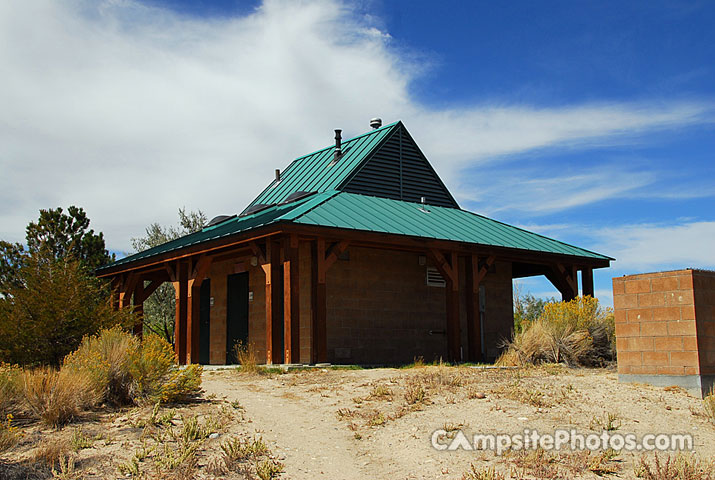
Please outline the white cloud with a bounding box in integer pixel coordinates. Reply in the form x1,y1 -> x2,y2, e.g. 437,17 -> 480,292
592,221 -> 715,273
459,166 -> 656,215
0,0 -> 713,253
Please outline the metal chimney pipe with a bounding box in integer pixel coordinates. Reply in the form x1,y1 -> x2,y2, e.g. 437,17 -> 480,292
275,169 -> 281,181
334,129 -> 342,161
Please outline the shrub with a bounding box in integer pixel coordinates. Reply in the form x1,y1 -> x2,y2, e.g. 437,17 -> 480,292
498,296 -> 614,366
0,363 -> 23,417
127,333 -> 174,402
22,367 -> 97,427
63,325 -> 138,406
63,328 -> 201,406
635,453 -> 715,479
234,341 -> 259,374
0,251 -> 134,366
0,414 -> 19,454
159,364 -> 203,403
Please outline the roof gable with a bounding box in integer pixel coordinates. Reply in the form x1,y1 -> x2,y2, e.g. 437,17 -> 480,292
244,120 -> 458,212
340,123 -> 458,208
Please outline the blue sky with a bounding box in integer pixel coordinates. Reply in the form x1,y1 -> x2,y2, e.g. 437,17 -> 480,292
1,0 -> 713,305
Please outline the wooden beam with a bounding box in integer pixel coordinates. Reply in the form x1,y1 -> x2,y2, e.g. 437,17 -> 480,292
132,282 -> 145,339
262,241 -> 282,364
581,267 -> 594,298
465,255 -> 482,363
546,263 -> 578,301
324,241 -> 349,270
476,255 -> 496,283
173,262 -> 189,365
311,238 -> 327,363
283,234 -> 300,364
118,272 -> 138,309
428,248 -> 457,284
444,252 -> 461,363
249,241 -> 266,265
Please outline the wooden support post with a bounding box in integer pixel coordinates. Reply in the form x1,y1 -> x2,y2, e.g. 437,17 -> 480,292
445,252 -> 460,363
546,263 -> 578,301
173,262 -> 189,365
283,235 -> 300,364
465,255 -> 481,363
311,238 -> 327,364
262,241 -> 282,364
110,277 -> 121,311
132,282 -> 145,339
581,267 -> 594,298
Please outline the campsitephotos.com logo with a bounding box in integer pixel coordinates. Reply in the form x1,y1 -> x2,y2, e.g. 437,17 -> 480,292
431,429 -> 693,456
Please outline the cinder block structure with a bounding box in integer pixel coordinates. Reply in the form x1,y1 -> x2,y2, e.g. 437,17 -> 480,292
613,269 -> 715,397
97,120 -> 611,366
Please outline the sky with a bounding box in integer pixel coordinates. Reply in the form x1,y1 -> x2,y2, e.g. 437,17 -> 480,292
1,0 -> 714,305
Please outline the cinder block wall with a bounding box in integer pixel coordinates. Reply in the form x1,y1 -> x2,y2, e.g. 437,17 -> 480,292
326,246 -> 513,364
613,269 -> 715,397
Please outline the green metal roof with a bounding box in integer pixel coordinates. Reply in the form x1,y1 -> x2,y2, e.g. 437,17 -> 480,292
246,121 -> 400,209
100,191 -> 610,272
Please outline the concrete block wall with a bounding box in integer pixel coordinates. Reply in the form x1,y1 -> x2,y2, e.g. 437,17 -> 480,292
326,247 -> 513,365
613,269 -> 715,397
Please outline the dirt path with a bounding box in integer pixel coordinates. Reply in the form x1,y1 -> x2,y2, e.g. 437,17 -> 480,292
201,366 -> 715,480
202,370 -> 383,480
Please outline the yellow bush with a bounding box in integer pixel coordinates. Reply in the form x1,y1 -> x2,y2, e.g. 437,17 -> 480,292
63,328 -> 201,406
160,364 -> 203,403
128,334 -> 177,403
63,325 -> 139,406
498,296 -> 615,366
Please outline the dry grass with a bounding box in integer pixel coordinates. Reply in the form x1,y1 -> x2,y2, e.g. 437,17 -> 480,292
498,296 -> 614,367
34,436 -> 72,468
234,341 -> 260,374
404,381 -> 427,405
22,367 -> 98,427
462,464 -> 505,480
0,364 -> 23,417
505,448 -> 620,478
704,387 -> 715,424
635,453 -> 715,479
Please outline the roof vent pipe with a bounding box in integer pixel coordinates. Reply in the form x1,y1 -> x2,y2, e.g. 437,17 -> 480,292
275,169 -> 281,181
334,129 -> 342,161
370,118 -> 382,129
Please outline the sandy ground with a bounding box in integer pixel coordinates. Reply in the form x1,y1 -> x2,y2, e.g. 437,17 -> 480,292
2,364 -> 714,479
201,365 -> 715,479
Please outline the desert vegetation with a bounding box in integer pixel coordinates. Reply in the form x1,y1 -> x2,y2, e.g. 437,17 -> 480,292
498,295 -> 615,367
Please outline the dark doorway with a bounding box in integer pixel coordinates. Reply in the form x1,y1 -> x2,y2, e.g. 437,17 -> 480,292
226,272 -> 249,364
198,279 -> 211,365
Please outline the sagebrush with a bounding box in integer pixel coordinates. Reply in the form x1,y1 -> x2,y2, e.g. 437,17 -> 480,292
498,296 -> 615,366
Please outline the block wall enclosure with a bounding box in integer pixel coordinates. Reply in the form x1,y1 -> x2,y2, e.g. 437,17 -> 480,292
613,269 -> 715,397
326,246 -> 513,364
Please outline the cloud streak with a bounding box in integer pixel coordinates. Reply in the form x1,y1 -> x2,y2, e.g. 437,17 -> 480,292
0,0 -> 712,253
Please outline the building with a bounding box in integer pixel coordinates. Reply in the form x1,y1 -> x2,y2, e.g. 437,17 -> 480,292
613,269 -> 715,397
96,120 -> 611,366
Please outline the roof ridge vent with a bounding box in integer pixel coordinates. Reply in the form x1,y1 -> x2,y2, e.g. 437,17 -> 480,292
370,118 -> 382,129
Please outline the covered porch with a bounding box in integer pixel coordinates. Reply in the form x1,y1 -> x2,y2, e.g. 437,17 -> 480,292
101,224 -> 605,366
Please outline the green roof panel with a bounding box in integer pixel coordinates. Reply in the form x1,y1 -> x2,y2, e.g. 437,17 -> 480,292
292,192 -> 611,260
245,122 -> 399,210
